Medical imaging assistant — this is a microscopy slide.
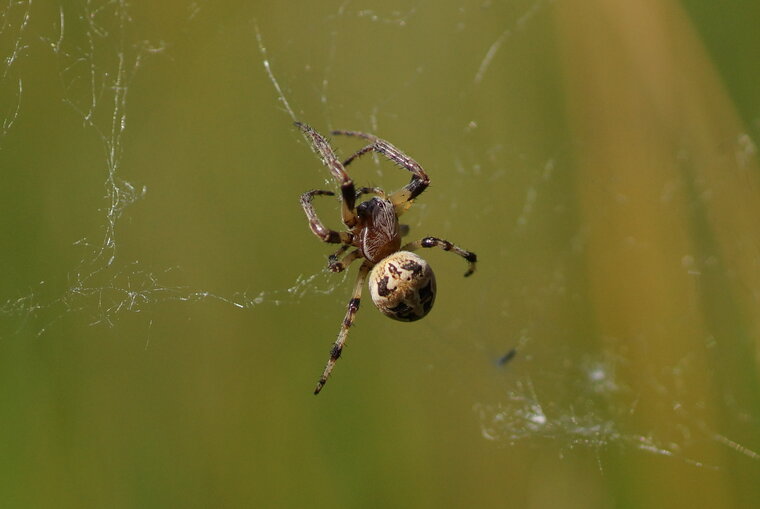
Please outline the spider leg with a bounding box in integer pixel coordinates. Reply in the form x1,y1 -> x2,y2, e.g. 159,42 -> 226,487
343,145 -> 375,167
328,248 -> 363,273
402,237 -> 477,277
300,190 -> 354,244
296,122 -> 358,228
314,261 -> 371,395
332,130 -> 430,215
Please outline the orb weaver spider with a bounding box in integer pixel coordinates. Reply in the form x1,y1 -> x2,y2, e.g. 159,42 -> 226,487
296,122 -> 476,394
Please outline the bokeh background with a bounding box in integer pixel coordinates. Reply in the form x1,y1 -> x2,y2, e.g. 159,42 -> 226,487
1,1 -> 759,507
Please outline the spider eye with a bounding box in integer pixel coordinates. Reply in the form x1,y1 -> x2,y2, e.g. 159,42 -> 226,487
368,251 -> 436,322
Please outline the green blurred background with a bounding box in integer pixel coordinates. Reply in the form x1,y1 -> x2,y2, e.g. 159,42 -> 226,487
1,0 -> 759,507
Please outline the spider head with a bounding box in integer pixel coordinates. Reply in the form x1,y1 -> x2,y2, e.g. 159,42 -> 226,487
368,251 -> 436,321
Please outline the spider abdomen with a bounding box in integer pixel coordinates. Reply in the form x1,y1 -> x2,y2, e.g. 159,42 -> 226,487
368,251 -> 436,322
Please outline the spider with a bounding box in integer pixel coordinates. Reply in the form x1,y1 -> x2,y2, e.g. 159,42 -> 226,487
295,122 -> 477,395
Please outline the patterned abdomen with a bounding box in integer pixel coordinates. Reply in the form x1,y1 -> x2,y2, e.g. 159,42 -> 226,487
368,251 -> 436,322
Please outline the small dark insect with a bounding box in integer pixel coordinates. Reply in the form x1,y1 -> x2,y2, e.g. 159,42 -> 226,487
498,348 -> 517,367
296,122 -> 477,394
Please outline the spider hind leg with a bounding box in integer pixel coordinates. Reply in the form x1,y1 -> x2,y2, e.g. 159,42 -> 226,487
314,261 -> 371,395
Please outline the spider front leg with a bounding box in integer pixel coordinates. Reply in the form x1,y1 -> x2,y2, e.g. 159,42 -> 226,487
300,190 -> 354,244
296,122 -> 358,228
332,130 -> 430,215
403,237 -> 477,277
314,261 -> 371,395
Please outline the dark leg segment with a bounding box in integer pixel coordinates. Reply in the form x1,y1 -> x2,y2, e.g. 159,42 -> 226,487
402,236 -> 477,277
300,190 -> 353,244
314,261 -> 371,395
296,122 -> 358,227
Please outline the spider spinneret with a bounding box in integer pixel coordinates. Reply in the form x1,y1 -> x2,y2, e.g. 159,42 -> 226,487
295,122 -> 476,395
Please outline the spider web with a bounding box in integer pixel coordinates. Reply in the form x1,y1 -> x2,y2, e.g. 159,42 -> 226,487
1,0 -> 759,494
0,1 -> 352,342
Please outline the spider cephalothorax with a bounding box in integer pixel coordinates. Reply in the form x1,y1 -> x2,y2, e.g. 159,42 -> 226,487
296,122 -> 476,394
